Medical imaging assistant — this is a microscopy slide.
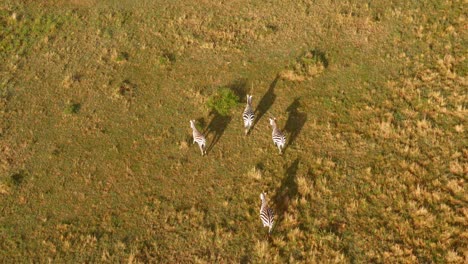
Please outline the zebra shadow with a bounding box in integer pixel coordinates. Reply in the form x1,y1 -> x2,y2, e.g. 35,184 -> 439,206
204,111 -> 232,153
273,159 -> 299,227
283,98 -> 307,153
254,75 -> 279,127
228,78 -> 249,103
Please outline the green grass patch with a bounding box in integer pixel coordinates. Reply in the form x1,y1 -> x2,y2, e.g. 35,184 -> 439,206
0,10 -> 66,59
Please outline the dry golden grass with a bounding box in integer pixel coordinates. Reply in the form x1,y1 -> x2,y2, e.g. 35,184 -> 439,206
246,166 -> 263,181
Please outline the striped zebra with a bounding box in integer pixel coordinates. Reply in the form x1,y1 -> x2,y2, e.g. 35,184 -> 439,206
269,118 -> 286,154
260,192 -> 275,234
190,120 -> 206,156
243,94 -> 255,135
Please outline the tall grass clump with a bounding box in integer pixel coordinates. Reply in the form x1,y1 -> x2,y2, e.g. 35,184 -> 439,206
280,49 -> 328,81
294,49 -> 328,77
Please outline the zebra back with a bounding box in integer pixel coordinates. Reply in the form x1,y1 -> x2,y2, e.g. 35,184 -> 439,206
243,95 -> 254,130
260,192 -> 275,233
190,120 -> 205,143
270,118 -> 285,142
273,127 -> 285,140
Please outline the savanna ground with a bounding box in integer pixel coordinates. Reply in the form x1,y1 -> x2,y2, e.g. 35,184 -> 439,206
0,0 -> 466,262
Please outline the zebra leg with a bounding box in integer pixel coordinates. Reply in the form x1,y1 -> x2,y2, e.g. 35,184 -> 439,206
199,144 -> 204,156
202,144 -> 207,156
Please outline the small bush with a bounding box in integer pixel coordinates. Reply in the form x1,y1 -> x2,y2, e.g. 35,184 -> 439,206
63,102 -> 81,114
115,52 -> 129,62
10,171 -> 28,187
159,51 -> 176,66
11,173 -> 25,186
206,87 -> 239,116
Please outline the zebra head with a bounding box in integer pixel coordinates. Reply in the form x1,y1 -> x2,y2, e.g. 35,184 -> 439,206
247,94 -> 252,105
260,192 -> 266,202
190,120 -> 196,129
269,118 -> 277,127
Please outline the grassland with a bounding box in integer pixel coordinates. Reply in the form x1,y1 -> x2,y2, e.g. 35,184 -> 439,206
0,0 -> 466,262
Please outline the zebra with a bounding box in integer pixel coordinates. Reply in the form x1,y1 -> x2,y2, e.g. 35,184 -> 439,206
260,192 -> 275,234
190,120 -> 206,156
269,117 -> 286,154
243,94 -> 255,135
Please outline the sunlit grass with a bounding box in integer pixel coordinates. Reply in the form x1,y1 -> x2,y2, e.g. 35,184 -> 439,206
0,0 -> 465,262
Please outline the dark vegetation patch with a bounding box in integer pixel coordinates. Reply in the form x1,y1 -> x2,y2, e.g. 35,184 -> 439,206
206,87 -> 239,116
63,102 -> 81,114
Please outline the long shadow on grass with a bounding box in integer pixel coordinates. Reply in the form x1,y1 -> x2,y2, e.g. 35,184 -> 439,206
228,78 -> 248,103
204,111 -> 232,153
254,75 -> 279,127
273,159 -> 299,226
283,98 -> 307,153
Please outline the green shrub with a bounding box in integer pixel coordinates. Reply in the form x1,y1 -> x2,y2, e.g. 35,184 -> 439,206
9,170 -> 29,187
63,102 -> 81,114
206,87 -> 239,116
115,52 -> 129,62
